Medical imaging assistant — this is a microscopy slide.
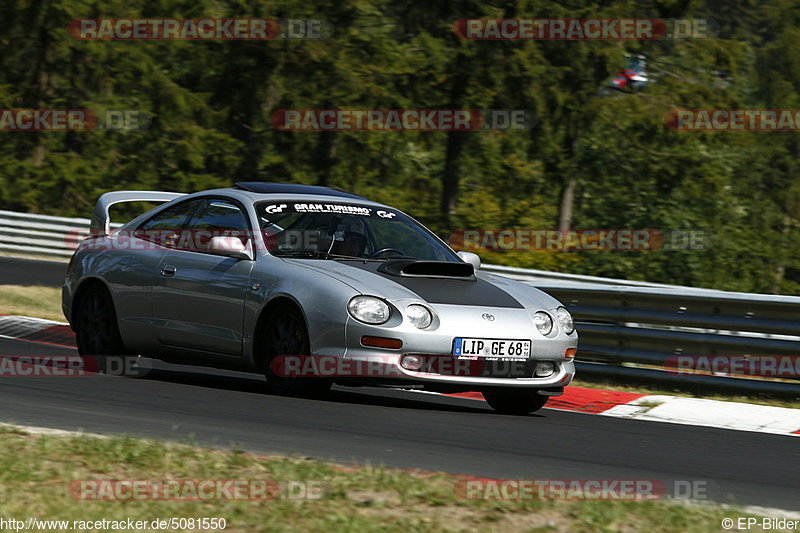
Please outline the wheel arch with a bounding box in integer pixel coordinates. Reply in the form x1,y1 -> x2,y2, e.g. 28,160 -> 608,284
251,295 -> 308,373
70,275 -> 129,356
70,276 -> 115,327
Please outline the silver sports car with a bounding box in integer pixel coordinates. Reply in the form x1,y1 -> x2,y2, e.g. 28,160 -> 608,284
63,182 -> 577,414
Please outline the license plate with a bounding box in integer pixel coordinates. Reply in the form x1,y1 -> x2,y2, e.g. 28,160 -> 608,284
452,338 -> 531,359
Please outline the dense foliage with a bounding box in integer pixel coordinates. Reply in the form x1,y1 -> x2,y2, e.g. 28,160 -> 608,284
1,0 -> 798,294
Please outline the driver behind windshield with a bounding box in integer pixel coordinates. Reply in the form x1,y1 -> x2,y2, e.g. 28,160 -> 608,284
259,202 -> 460,262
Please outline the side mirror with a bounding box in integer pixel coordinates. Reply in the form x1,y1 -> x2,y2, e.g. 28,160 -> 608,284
457,251 -> 481,271
207,236 -> 252,260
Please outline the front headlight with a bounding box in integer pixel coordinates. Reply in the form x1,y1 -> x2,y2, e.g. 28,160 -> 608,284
347,296 -> 390,324
406,304 -> 433,329
532,311 -> 553,335
556,306 -> 575,334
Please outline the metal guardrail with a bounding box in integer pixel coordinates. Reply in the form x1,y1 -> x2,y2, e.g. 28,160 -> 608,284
0,210 -> 122,258
0,210 -> 91,257
480,263 -> 685,288
484,267 -> 800,396
1,209 -> 799,396
524,281 -> 800,397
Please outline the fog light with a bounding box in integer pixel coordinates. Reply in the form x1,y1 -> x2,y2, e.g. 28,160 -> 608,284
400,354 -> 423,371
534,361 -> 555,377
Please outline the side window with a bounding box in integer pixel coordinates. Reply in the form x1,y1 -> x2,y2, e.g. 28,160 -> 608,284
134,200 -> 202,248
184,199 -> 250,251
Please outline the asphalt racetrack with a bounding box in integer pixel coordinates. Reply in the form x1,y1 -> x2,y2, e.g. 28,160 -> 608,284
0,336 -> 797,511
0,256 -> 66,287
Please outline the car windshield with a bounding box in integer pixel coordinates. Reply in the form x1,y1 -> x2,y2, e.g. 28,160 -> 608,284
256,201 -> 459,261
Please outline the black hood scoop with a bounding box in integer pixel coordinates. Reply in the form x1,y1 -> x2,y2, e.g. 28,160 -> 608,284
343,259 -> 523,308
377,260 -> 475,280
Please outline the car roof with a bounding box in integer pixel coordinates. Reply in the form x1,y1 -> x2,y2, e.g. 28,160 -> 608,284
180,184 -> 390,209
234,181 -> 367,200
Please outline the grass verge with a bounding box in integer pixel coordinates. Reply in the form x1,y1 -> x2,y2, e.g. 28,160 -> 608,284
0,285 -> 64,322
0,426 -> 788,533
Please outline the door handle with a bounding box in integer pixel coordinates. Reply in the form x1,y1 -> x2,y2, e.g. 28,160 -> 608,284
160,265 -> 177,277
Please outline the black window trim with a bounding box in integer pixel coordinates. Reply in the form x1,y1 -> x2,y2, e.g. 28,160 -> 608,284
175,195 -> 255,256
133,195 -> 254,254
133,198 -> 205,248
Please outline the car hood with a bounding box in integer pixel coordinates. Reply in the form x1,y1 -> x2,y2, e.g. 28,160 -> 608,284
281,259 -> 563,310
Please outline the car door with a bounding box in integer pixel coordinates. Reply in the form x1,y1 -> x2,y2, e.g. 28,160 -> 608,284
152,197 -> 255,357
115,198 -> 205,354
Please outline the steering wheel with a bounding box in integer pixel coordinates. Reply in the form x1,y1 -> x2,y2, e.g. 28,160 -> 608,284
368,247 -> 405,259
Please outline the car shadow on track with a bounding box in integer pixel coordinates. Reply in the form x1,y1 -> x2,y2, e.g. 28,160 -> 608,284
133,366 -> 494,415
324,388 -> 493,415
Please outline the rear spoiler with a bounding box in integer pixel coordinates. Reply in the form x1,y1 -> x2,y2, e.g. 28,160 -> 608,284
90,191 -> 187,236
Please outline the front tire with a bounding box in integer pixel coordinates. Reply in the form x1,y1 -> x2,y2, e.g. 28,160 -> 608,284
261,304 -> 331,397
482,390 -> 548,415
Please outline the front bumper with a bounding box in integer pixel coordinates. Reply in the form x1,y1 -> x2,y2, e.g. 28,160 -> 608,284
340,302 -> 577,390
337,353 -> 575,390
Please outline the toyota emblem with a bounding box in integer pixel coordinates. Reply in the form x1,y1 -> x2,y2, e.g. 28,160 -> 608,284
481,313 -> 495,322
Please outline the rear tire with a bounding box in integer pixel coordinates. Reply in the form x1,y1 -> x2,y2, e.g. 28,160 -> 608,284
482,390 -> 548,415
261,304 -> 331,397
75,284 -> 125,356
